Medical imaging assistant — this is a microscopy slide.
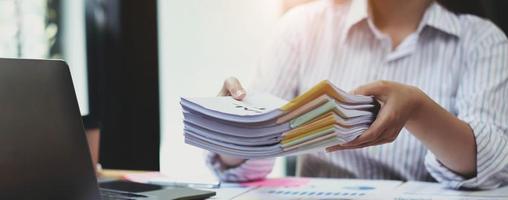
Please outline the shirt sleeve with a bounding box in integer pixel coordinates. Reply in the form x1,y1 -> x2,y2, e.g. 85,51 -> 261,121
206,153 -> 276,182
204,8 -> 305,182
424,21 -> 508,189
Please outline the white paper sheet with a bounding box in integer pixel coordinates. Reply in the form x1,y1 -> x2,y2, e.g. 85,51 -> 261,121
181,89 -> 378,159
235,178 -> 403,200
382,181 -> 508,200
182,92 -> 286,116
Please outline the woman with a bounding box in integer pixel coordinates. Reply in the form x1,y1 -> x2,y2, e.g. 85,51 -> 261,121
208,0 -> 508,189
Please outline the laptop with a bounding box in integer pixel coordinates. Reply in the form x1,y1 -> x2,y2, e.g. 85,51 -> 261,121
0,58 -> 215,200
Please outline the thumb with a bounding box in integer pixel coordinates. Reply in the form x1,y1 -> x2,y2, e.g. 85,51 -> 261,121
351,81 -> 390,97
224,77 -> 246,100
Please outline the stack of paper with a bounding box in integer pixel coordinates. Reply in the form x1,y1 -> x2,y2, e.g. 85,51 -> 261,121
181,80 -> 379,158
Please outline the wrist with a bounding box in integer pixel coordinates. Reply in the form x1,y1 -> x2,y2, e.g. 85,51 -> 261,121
407,87 -> 428,125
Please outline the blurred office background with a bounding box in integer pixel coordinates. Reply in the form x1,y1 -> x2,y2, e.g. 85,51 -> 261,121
0,0 -> 507,181
0,0 -> 88,115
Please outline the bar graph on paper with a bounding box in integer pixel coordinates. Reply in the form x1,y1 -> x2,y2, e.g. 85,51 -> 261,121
262,188 -> 368,199
233,178 -> 403,200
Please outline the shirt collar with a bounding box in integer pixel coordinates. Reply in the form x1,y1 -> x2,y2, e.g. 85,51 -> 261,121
341,0 -> 462,44
342,0 -> 369,37
422,2 -> 462,37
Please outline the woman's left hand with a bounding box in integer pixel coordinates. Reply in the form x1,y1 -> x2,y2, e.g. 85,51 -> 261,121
326,80 -> 425,152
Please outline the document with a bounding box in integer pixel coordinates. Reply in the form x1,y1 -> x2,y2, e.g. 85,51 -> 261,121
181,92 -> 288,123
180,80 -> 380,159
208,178 -> 508,200
386,181 -> 508,200
235,178 -> 403,200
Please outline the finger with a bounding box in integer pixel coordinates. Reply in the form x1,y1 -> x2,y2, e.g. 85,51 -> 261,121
326,142 -> 371,152
351,81 -> 391,100
341,130 -> 380,147
371,128 -> 400,145
340,116 -> 402,149
222,77 -> 246,100
361,126 -> 402,146
225,77 -> 246,100
218,78 -> 232,96
326,133 -> 382,152
325,145 -> 344,152
217,86 -> 229,96
326,128 -> 398,152
341,114 -> 390,147
326,139 -> 381,152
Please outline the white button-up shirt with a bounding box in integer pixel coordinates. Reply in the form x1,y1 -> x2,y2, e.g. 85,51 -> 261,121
207,0 -> 508,189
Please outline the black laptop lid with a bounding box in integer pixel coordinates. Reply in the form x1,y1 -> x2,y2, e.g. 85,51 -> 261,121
0,58 -> 100,200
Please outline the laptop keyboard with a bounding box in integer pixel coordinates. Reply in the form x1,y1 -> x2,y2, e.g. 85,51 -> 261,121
99,188 -> 148,200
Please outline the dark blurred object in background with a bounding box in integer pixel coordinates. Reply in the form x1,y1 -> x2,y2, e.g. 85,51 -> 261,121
437,0 -> 508,34
86,0 -> 160,170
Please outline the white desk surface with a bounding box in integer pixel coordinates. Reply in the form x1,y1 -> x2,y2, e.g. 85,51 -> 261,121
205,178 -> 508,200
100,170 -> 508,200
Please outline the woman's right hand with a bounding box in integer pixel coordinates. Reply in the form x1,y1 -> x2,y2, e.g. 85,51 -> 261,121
216,77 -> 248,167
